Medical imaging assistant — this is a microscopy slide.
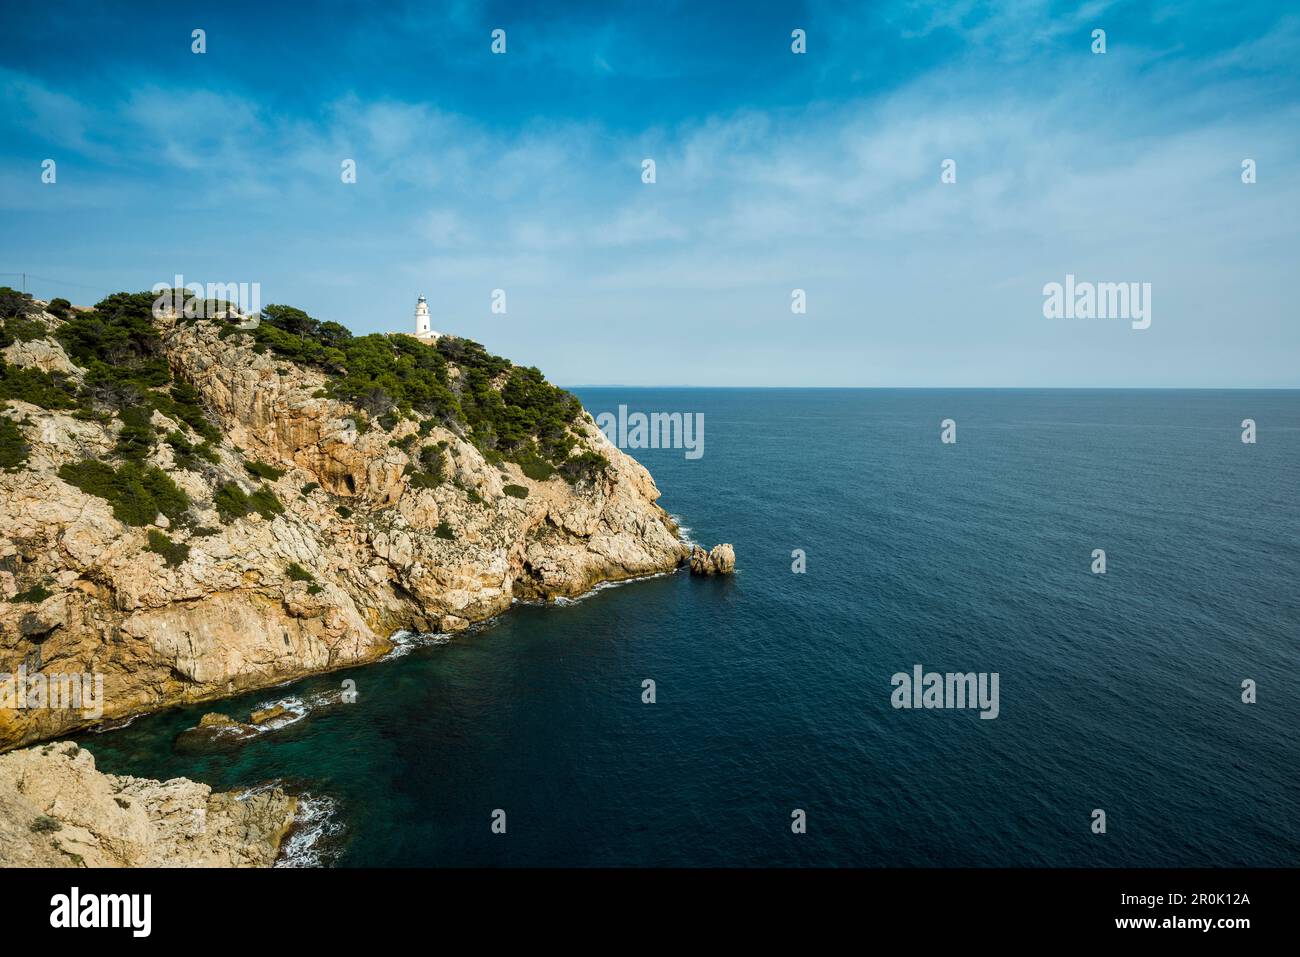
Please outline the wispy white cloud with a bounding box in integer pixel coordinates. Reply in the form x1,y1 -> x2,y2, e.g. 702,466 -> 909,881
0,2 -> 1296,385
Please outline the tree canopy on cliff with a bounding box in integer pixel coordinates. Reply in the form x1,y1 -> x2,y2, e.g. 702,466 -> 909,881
247,303 -> 588,469
3,290 -> 602,481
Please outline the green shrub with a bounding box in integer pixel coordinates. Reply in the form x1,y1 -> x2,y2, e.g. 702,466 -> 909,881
114,404 -> 157,461
301,482 -> 319,495
335,505 -> 352,518
0,415 -> 29,469
418,444 -> 444,473
434,521 -> 455,540
248,485 -> 283,519
1,315 -> 49,343
516,450 -> 555,481
10,584 -> 53,604
286,562 -> 314,582
503,484 -> 529,499
59,459 -> 190,527
214,482 -> 282,522
30,815 -> 62,834
154,381 -> 220,443
0,287 -> 37,321
0,361 -> 81,410
559,450 -> 609,483
46,298 -> 72,321
166,430 -> 219,470
146,529 -> 190,567
408,444 -> 446,489
213,482 -> 250,522
245,460 -> 285,481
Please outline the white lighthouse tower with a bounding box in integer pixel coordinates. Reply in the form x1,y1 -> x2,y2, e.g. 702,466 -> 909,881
413,295 -> 438,341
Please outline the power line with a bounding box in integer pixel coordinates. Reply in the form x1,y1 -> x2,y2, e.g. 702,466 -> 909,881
0,272 -> 115,298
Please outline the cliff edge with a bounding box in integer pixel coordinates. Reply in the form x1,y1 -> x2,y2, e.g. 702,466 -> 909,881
0,290 -> 692,749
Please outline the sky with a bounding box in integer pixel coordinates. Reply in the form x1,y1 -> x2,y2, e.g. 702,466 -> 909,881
0,0 -> 1297,387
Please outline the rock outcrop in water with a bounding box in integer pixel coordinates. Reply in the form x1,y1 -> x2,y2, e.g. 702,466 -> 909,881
0,741 -> 294,867
0,295 -> 692,750
689,543 -> 736,576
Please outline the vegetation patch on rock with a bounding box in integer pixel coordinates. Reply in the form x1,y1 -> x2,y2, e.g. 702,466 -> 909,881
146,530 -> 190,567
214,481 -> 283,523
58,459 -> 191,527
0,416 -> 29,469
239,304 -> 602,478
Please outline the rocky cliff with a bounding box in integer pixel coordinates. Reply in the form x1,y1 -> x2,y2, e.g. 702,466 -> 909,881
0,741 -> 294,867
0,294 -> 697,750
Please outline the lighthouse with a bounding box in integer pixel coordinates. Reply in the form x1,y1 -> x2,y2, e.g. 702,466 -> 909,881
413,295 -> 438,340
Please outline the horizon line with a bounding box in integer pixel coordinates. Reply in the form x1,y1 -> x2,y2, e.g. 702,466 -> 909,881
562,385 -> 1300,391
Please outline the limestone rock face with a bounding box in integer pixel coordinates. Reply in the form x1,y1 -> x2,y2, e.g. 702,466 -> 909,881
2,336 -> 81,379
0,742 -> 294,867
0,309 -> 691,749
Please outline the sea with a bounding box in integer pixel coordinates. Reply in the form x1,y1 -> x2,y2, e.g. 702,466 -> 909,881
77,389 -> 1300,867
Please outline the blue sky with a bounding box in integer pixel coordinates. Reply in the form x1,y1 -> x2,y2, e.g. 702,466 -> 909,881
1,0 -> 1297,386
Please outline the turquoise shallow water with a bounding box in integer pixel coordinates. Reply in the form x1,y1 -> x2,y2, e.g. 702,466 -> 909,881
77,389 -> 1300,866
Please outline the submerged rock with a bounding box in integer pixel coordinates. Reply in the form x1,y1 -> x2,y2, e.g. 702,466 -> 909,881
250,704 -> 288,725
198,711 -> 238,728
175,712 -> 260,752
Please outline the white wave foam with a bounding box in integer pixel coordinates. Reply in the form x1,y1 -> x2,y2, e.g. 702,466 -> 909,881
275,792 -> 345,868
243,694 -> 309,732
551,570 -> 674,606
384,629 -> 452,659
246,685 -> 355,732
669,513 -> 697,546
90,714 -> 141,734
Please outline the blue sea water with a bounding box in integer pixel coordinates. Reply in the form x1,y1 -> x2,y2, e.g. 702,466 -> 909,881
78,389 -> 1300,867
